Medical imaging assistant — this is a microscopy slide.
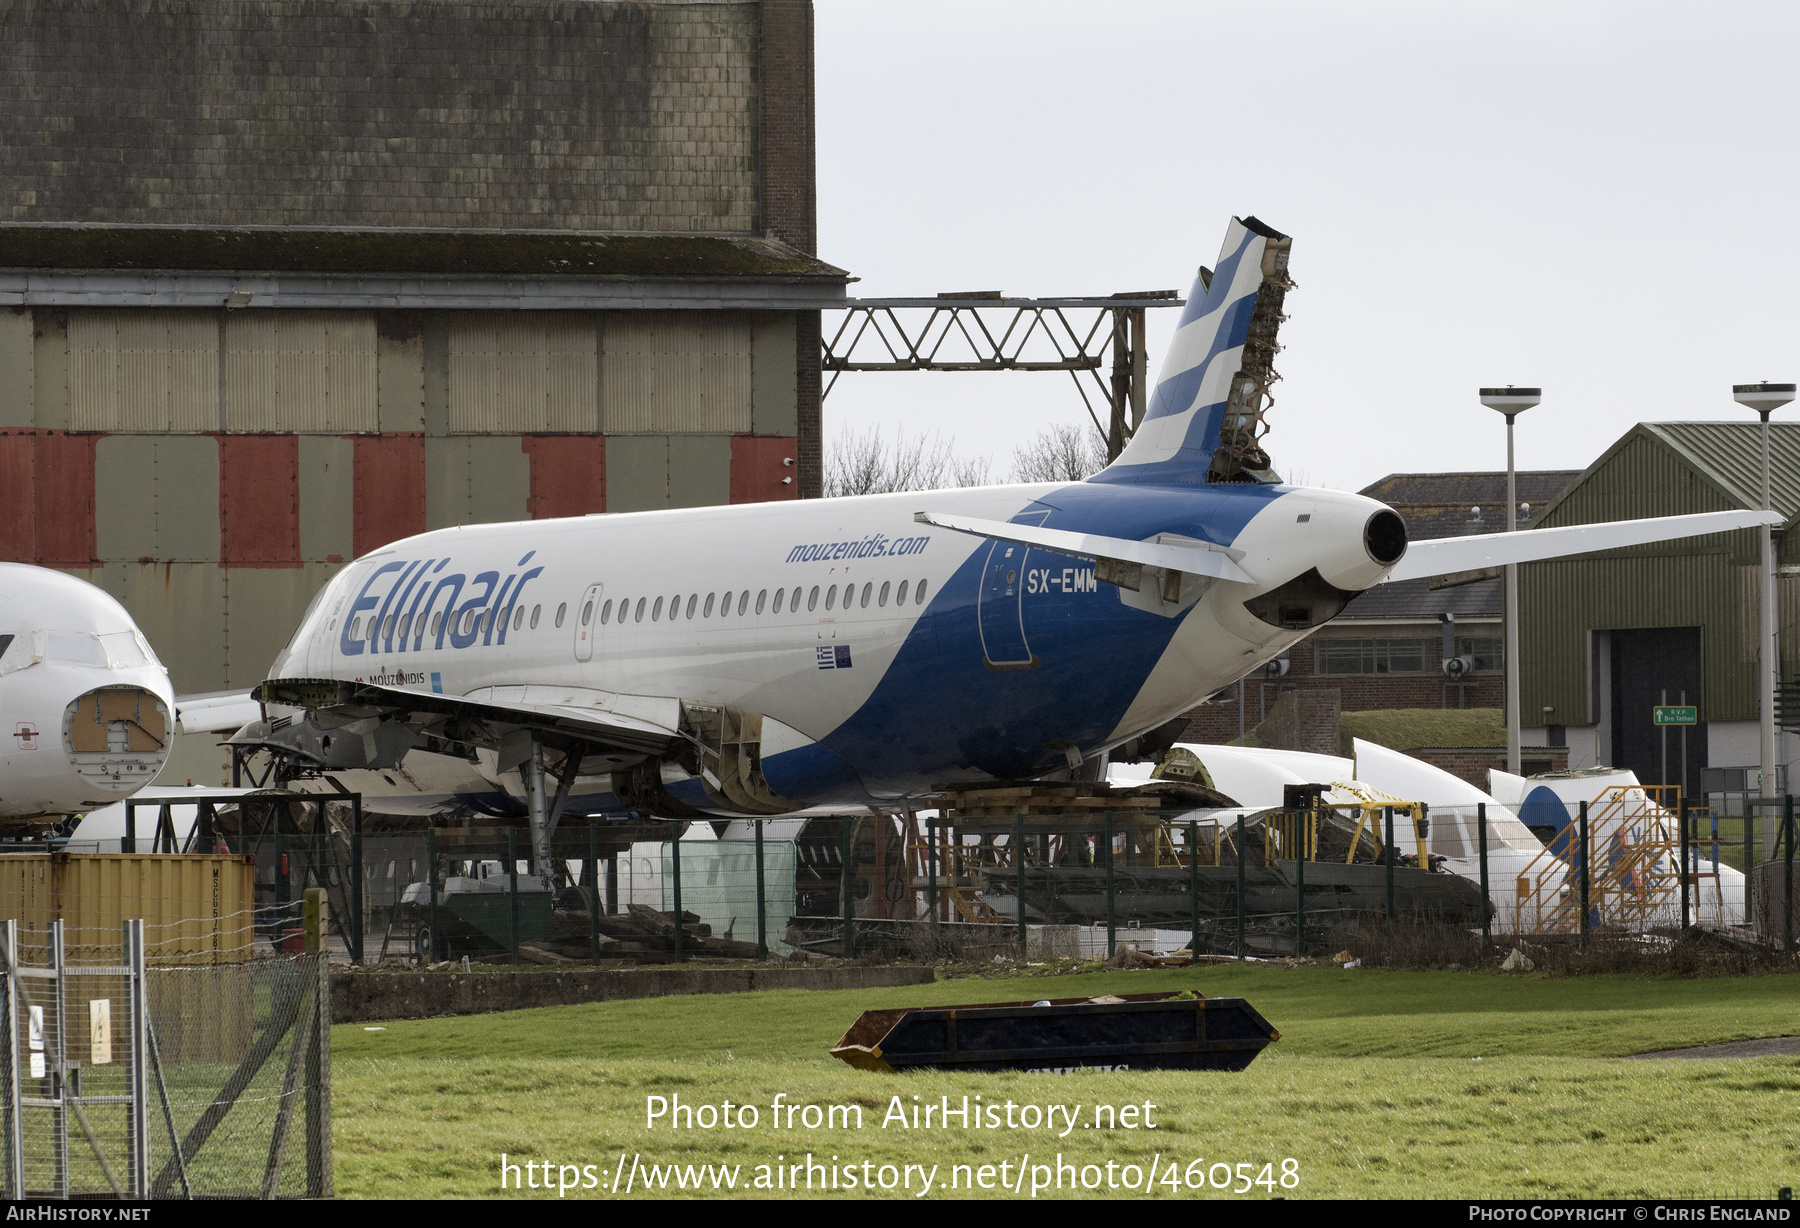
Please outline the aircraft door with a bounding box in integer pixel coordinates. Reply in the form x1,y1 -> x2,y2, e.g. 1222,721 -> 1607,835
573,583 -> 603,662
978,541 -> 1038,669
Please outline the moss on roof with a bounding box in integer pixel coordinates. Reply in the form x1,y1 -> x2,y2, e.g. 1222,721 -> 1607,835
0,225 -> 849,280
1338,708 -> 1505,757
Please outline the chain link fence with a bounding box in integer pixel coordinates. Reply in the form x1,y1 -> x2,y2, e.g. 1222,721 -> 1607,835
0,915 -> 330,1199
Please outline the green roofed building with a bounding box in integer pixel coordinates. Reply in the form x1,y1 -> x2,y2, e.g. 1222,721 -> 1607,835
1518,421 -> 1800,809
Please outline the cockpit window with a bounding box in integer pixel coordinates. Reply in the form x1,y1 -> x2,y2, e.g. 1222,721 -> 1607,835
0,634 -> 11,662
47,632 -> 108,667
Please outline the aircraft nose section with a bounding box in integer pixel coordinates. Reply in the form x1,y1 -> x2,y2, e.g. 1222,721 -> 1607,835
63,686 -> 170,795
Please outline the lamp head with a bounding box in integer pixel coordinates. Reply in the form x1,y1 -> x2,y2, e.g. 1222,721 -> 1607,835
1479,386 -> 1541,415
1732,383 -> 1795,415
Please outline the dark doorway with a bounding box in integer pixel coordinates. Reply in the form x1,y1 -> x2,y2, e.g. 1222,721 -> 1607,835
1609,627 -> 1706,800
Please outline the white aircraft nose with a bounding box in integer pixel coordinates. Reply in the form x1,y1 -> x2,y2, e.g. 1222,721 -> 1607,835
62,686 -> 172,796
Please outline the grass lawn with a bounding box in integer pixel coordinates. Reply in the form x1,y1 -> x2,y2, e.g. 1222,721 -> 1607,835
332,965 -> 1800,1200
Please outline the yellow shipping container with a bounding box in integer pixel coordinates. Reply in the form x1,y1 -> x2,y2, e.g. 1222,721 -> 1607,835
0,853 -> 256,966
0,854 -> 259,1066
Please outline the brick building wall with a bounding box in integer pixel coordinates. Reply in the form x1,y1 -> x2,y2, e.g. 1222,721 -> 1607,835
0,0 -> 833,783
756,0 -> 820,497
0,0 -> 764,232
1405,747 -> 1569,791
1179,630 -> 1505,744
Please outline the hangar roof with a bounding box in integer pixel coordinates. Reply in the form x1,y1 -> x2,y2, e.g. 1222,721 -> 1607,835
0,224 -> 848,281
1539,421 -> 1800,533
1338,470 -> 1581,621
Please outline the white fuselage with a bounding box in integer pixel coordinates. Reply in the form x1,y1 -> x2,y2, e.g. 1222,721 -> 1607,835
0,564 -> 176,820
266,479 -> 1398,804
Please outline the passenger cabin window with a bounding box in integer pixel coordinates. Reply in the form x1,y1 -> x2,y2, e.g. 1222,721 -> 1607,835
581,601 -> 594,626
755,590 -> 767,614
717,592 -> 729,617
513,606 -> 524,631
601,599 -> 614,624
808,586 -> 820,612
824,586 -> 836,611
555,603 -> 567,628
686,594 -> 698,619
916,578 -> 929,604
431,612 -> 443,637
772,589 -> 785,613
399,614 -> 412,640
635,597 -> 646,622
652,597 -> 664,621
349,617 -> 362,640
530,604 -> 541,629
860,582 -> 872,608
878,581 -> 890,607
896,580 -> 908,606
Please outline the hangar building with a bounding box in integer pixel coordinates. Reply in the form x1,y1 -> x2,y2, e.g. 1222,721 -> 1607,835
0,0 -> 846,784
1519,421 -> 1800,806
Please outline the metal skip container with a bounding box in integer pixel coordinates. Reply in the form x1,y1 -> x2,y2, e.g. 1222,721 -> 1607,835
830,992 -> 1280,1074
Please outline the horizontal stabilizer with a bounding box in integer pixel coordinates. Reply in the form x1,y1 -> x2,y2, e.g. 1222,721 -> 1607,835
914,511 -> 1256,584
1381,510 -> 1782,583
175,689 -> 262,734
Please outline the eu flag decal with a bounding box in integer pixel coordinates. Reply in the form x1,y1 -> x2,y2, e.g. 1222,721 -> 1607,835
834,645 -> 852,668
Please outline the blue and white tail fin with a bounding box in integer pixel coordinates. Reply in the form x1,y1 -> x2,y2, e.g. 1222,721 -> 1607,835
1090,216 -> 1291,487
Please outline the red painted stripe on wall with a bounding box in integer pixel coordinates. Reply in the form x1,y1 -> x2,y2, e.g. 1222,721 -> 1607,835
353,434 -> 425,559
729,435 -> 798,504
523,435 -> 606,519
218,434 -> 300,567
35,433 -> 98,567
0,434 -> 34,563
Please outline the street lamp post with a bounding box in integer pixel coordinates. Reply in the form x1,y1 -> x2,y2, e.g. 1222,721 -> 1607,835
1733,382 -> 1794,859
1481,387 -> 1542,776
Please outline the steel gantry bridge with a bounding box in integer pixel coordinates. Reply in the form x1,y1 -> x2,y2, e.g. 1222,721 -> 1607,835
821,290 -> 1184,459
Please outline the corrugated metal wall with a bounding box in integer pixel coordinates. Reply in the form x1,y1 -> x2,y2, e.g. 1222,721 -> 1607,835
69,311 -> 220,431
2,305 -> 798,738
603,312 -> 753,433
1520,426 -> 1792,725
223,310 -> 378,432
447,312 -> 599,434
1521,551 -> 1751,724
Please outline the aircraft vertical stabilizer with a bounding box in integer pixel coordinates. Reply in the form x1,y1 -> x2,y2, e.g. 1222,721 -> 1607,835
1090,216 -> 1291,487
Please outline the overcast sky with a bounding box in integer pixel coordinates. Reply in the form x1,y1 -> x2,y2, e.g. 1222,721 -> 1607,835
814,1 -> 1800,492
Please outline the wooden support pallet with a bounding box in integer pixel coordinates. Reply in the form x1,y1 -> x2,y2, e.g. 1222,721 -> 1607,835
941,781 -> 1227,826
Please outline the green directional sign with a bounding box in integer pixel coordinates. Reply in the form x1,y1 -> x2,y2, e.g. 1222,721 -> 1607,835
1653,705 -> 1698,726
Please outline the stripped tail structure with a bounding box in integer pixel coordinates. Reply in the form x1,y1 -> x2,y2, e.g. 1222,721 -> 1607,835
1091,216 -> 1293,487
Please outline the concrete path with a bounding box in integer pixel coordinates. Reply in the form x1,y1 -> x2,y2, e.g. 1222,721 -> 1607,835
1629,1036 -> 1800,1059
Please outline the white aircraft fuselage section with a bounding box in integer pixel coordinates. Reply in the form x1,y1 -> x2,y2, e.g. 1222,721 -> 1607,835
269,479 -> 1395,802
0,564 -> 175,819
